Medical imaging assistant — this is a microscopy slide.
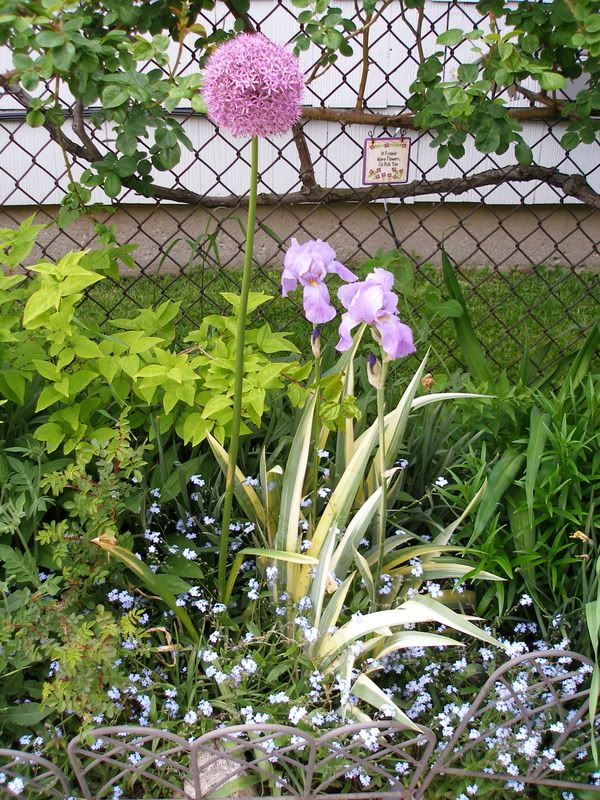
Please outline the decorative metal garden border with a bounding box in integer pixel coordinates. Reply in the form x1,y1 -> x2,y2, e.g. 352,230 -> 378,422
2,650 -> 599,799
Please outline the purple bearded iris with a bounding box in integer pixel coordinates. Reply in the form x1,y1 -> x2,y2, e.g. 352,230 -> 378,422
281,238 -> 357,324
336,268 -> 415,360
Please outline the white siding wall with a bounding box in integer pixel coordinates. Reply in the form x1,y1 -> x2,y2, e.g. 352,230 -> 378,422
0,0 -> 597,208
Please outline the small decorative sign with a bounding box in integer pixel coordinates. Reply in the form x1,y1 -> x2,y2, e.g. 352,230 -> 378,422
362,137 -> 411,185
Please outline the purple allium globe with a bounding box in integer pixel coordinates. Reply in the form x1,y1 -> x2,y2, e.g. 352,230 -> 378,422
202,33 -> 304,138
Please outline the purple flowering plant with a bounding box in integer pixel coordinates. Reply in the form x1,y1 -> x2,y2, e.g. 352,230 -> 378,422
202,33 -> 305,598
280,238 -> 417,591
203,33 -> 304,138
336,267 -> 415,361
281,238 -> 358,324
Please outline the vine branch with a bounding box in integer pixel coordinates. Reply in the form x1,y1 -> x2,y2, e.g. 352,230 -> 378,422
144,164 -> 600,209
1,72 -> 598,209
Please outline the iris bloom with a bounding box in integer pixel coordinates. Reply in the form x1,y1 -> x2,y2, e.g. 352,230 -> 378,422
281,238 -> 357,324
336,268 -> 415,360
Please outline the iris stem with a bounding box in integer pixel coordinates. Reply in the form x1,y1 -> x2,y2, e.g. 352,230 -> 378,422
374,358 -> 388,604
218,135 -> 259,599
309,352 -> 322,534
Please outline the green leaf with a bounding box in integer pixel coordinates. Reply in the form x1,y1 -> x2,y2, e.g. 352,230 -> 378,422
538,71 -> 566,91
35,385 -> 63,412
33,422 -> 65,453
442,250 -> 493,384
457,62 -> 479,82
474,120 -> 501,153
221,291 -> 272,314
102,85 -> 129,109
73,337 -> 103,359
26,110 -> 45,128
1,702 -> 52,726
36,30 -> 66,47
52,42 -> 76,71
0,545 -> 38,585
525,406 -> 549,525
180,413 -> 212,446
0,370 -> 26,405
104,173 -> 122,198
437,28 -> 464,46
191,93 -> 207,113
437,145 -> 449,168
473,448 -> 525,538
116,132 -> 138,157
201,395 -> 232,420
22,286 -> 61,327
515,142 -> 533,165
561,131 -> 580,151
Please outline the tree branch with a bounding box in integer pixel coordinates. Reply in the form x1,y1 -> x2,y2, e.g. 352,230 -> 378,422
146,164 -> 600,209
301,104 -> 560,128
2,72 -> 597,209
71,99 -> 102,161
291,121 -> 318,193
221,0 -> 255,32
0,71 -> 89,160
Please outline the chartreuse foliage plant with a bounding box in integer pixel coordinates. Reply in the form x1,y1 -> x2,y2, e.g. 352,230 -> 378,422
0,218 -> 307,456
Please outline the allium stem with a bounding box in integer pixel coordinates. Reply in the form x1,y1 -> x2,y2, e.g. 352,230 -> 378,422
218,135 -> 259,599
374,359 -> 388,607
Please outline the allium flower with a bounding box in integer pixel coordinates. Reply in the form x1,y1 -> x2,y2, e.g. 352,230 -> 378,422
336,268 -> 415,360
281,238 -> 357,324
202,33 -> 304,137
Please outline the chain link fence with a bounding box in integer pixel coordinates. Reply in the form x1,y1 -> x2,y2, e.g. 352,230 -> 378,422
0,0 -> 598,373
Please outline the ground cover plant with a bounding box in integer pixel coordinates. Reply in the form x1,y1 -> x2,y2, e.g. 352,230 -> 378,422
1,219 -> 599,800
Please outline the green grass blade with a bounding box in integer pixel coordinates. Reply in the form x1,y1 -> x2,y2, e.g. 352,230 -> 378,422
564,322 -> 599,391
225,547 -> 318,604
350,673 -> 420,730
330,477 -> 391,581
310,524 -> 338,627
442,249 -> 493,385
353,547 -> 375,606
274,391 -> 317,591
296,419 -> 379,599
366,631 -> 462,665
525,405 -> 550,525
472,448 -> 525,539
433,479 -> 487,546
317,573 -> 356,636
